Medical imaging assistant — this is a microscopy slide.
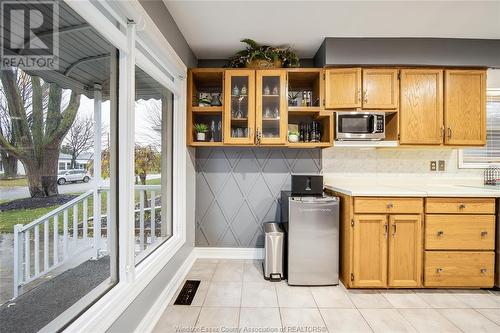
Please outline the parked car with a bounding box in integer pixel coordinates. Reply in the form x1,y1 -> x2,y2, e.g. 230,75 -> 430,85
57,169 -> 91,185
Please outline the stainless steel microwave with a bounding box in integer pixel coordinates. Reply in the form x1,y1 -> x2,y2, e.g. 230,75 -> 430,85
335,111 -> 385,141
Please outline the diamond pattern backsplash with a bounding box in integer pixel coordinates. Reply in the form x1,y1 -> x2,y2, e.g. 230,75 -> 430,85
195,147 -> 321,247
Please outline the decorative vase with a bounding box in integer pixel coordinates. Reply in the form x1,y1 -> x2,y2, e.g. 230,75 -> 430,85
288,134 -> 299,143
246,59 -> 282,69
211,94 -> 222,106
232,85 -> 239,96
241,85 -> 247,95
196,132 -> 206,141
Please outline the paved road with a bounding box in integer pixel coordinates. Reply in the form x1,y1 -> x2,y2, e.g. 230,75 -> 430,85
0,180 -> 97,201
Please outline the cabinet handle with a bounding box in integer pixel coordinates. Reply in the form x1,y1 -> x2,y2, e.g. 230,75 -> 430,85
440,126 -> 444,138
384,224 -> 388,239
458,203 -> 466,209
481,231 -> 488,237
387,203 -> 394,209
357,89 -> 362,103
480,268 -> 487,274
436,268 -> 444,273
448,127 -> 452,139
363,90 -> 368,104
392,224 -> 397,237
437,230 -> 444,237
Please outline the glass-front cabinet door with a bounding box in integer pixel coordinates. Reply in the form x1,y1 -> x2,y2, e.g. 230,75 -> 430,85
224,70 -> 255,144
256,70 -> 287,145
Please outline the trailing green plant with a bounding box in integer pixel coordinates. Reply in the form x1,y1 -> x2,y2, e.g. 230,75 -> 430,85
227,39 -> 300,68
288,130 -> 300,136
193,123 -> 209,133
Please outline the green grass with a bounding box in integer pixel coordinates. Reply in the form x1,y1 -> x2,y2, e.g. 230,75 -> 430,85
0,177 -> 28,187
0,192 -> 108,234
0,177 -> 162,233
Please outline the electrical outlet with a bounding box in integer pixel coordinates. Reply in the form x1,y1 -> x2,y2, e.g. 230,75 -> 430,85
430,161 -> 437,171
438,160 -> 446,171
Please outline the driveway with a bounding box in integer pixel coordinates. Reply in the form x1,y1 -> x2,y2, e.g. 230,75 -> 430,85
0,180 -> 97,201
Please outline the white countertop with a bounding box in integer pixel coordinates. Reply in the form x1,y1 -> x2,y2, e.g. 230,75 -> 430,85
324,174 -> 500,197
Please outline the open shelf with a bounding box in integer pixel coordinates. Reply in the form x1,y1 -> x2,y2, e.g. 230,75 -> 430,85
287,112 -> 333,148
192,106 -> 223,113
190,69 -> 224,108
287,69 -> 323,109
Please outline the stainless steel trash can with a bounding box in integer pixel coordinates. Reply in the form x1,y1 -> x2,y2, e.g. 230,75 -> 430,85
263,222 -> 284,281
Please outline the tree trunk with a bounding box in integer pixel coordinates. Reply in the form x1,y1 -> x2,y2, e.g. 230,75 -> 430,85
23,146 -> 60,197
70,155 -> 77,169
1,151 -> 18,178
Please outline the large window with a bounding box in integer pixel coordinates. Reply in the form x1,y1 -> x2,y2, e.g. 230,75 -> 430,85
0,1 -> 118,331
460,91 -> 500,168
134,66 -> 173,264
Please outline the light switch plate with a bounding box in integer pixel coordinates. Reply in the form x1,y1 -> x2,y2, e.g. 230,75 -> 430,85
430,161 -> 437,171
438,160 -> 445,171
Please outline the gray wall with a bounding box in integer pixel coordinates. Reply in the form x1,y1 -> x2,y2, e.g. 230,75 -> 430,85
195,148 -> 321,247
108,2 -> 197,331
139,0 -> 197,68
314,38 -> 500,68
197,58 -> 315,68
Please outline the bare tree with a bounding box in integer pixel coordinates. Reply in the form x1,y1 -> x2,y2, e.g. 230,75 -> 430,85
0,67 -> 81,197
62,115 -> 94,169
0,69 -> 41,178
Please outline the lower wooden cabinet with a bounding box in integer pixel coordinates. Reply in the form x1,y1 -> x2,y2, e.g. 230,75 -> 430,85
424,251 -> 494,288
352,215 -> 388,288
351,213 -> 422,288
388,215 -> 422,287
337,194 -> 497,289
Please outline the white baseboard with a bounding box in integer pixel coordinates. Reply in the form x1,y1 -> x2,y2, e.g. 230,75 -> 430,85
136,247 -> 263,332
134,250 -> 196,333
194,247 -> 264,260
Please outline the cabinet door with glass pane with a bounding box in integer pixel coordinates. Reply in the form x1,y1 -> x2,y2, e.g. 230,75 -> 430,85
256,70 -> 287,145
224,69 -> 255,144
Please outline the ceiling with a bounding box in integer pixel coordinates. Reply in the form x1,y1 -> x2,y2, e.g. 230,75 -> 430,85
163,0 -> 500,59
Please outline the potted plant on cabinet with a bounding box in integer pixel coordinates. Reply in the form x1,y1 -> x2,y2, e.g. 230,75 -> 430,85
194,123 -> 209,142
288,130 -> 300,143
227,39 -> 300,69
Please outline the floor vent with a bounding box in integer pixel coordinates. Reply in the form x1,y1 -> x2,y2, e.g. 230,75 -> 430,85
173,280 -> 200,305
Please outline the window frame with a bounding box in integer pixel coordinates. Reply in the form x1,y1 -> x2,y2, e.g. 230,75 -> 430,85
64,0 -> 187,331
459,88 -> 500,169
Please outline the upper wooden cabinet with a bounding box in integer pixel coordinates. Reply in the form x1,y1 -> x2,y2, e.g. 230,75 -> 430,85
400,69 -> 443,145
224,69 -> 255,145
444,70 -> 487,146
362,69 -> 399,109
255,70 -> 287,145
325,68 -> 398,109
325,68 -> 362,109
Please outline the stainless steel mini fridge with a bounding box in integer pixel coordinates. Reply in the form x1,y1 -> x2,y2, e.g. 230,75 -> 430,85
286,195 -> 340,286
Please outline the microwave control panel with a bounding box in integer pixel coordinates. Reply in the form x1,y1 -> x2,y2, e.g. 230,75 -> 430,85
375,115 -> 384,133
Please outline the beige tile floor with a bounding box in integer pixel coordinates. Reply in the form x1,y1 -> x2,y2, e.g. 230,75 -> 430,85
153,259 -> 500,333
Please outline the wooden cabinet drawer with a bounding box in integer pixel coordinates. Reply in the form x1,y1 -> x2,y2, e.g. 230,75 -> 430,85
424,251 -> 494,287
425,215 -> 495,250
354,197 -> 423,214
426,198 -> 495,214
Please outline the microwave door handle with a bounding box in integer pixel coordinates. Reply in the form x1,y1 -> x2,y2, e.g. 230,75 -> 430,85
372,116 -> 377,133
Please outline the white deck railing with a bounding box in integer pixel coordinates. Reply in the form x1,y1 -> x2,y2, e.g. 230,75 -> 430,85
12,184 -> 161,299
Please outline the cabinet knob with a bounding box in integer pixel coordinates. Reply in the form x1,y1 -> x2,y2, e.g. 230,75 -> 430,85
387,203 -> 394,209
458,203 -> 466,209
437,230 -> 444,237
436,268 -> 444,273
480,268 -> 487,274
481,231 -> 488,237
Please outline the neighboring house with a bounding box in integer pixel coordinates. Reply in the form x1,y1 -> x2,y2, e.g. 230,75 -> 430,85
58,153 -> 93,171
0,153 -> 92,176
